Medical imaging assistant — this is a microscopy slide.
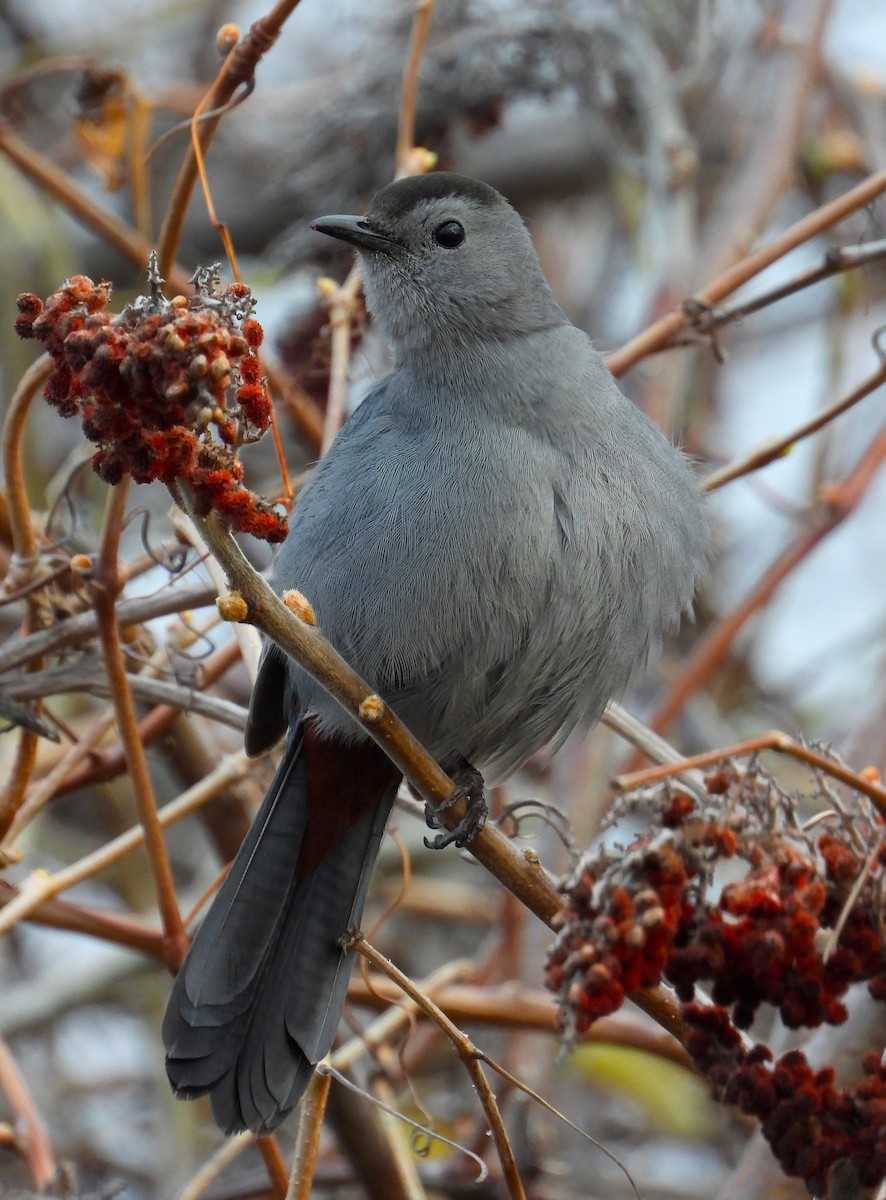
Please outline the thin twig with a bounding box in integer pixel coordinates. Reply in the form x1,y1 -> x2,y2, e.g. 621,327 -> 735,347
155,1 -> 305,277
2,711 -> 113,856
625,423 -> 886,758
0,750 -> 250,940
286,1071 -> 333,1200
395,0 -> 435,176
601,701 -> 707,800
1,354 -> 50,571
822,828 -> 885,961
638,520 -> 833,751
47,638 -> 242,801
7,661 -> 247,730
264,357 -> 325,452
0,354 -> 54,842
256,1135 -> 289,1200
92,483 -> 187,966
321,1064 -> 490,1181
482,1054 -> 642,1200
704,357 -> 886,492
612,729 -> 886,821
0,702 -> 36,847
176,1131 -> 252,1200
169,504 -> 265,665
317,0 -> 437,453
3,613 -> 232,850
0,880 -> 165,958
606,163 -> 886,377
346,978 -> 693,1068
0,1034 -> 57,1190
0,578 -> 217,675
698,0 -> 836,281
370,1075 -> 430,1200
0,123 -> 191,294
352,935 -> 526,1199
673,237 -> 886,346
335,959 -> 475,1073
317,272 -> 363,454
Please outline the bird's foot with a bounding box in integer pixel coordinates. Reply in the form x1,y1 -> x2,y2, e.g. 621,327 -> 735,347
424,761 -> 487,850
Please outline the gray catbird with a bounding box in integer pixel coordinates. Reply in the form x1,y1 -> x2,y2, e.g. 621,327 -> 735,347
163,172 -> 708,1135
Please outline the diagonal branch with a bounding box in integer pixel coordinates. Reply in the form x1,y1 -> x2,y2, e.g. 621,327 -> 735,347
182,498 -> 686,1043
704,357 -> 886,492
0,578 -> 217,676
351,935 -> 526,1199
606,164 -> 886,377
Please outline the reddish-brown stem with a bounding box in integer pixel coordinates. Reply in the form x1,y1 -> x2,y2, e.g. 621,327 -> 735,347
606,163 -> 886,377
0,123 -> 191,293
287,1072 -> 333,1200
612,731 -> 886,820
92,483 -> 187,967
155,1 -> 305,277
0,1035 -> 57,1190
0,880 -> 166,957
631,430 -> 886,758
0,721 -> 37,850
0,354 -> 54,842
704,358 -> 886,492
1,354 -> 50,569
256,1134 -> 289,1200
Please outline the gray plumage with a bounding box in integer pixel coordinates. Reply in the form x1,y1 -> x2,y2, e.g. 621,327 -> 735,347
163,172 -> 708,1134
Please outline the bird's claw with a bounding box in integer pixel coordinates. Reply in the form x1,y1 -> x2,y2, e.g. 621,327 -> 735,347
423,763 -> 487,850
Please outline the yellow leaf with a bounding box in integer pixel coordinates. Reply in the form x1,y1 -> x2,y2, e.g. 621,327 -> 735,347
558,1043 -> 718,1139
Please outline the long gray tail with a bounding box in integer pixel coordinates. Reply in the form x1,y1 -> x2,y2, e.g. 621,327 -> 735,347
162,728 -> 398,1134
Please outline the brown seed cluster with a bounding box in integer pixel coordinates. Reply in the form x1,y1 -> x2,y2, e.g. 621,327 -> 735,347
16,259 -> 288,543
545,764 -> 886,1195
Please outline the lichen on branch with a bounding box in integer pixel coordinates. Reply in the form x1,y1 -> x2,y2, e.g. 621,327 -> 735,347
15,256 -> 287,543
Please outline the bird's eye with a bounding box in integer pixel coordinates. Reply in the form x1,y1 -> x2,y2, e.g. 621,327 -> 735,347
434,220 -> 465,248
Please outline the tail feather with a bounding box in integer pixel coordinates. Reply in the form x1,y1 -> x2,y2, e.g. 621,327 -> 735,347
180,732 -> 308,1014
163,726 -> 399,1135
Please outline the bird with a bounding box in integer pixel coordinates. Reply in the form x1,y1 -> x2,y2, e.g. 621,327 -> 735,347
162,171 -> 708,1135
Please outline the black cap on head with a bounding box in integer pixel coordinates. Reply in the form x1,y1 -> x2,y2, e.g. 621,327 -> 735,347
366,173 -> 502,223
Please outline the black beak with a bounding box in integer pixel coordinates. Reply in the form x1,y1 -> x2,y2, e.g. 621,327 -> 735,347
311,215 -> 401,254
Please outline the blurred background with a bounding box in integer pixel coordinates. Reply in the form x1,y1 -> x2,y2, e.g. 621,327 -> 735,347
0,1 -> 885,1197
